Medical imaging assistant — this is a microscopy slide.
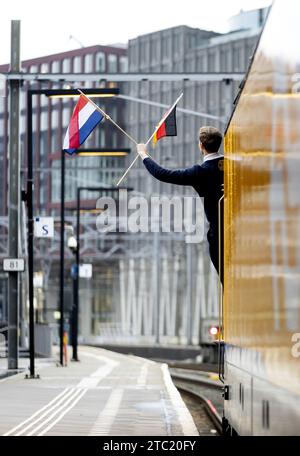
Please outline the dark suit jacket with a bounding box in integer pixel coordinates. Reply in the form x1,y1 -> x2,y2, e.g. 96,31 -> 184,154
143,156 -> 224,243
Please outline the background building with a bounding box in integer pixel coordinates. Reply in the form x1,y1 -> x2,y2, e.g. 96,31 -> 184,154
228,6 -> 269,32
0,7 -> 269,346
0,44 -> 129,338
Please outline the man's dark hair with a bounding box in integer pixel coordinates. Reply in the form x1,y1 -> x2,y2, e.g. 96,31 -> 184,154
199,126 -> 223,153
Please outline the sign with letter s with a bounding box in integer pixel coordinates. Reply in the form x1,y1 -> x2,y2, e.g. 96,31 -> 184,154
34,217 -> 54,238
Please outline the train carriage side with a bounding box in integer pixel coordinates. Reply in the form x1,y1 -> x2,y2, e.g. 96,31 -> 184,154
223,1 -> 300,436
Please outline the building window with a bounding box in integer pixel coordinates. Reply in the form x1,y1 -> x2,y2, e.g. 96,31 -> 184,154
40,109 -> 48,131
188,86 -> 195,109
39,131 -> 48,170
189,34 -> 196,48
225,50 -> 231,71
62,58 -> 71,73
108,54 -> 117,73
96,52 -> 106,72
130,43 -> 138,68
188,58 -> 195,72
51,61 -> 60,73
111,134 -> 117,148
29,65 -> 38,73
143,42 -> 150,65
208,52 -> 216,72
162,37 -> 171,58
98,129 -> 105,147
51,101 -> 59,129
65,159 -> 77,202
197,55 -> 204,72
150,40 -> 157,62
73,56 -> 82,73
119,56 -> 128,73
84,54 -> 93,73
51,161 -> 60,203
62,104 -> 71,128
51,100 -> 59,152
41,63 -> 48,74
174,34 -> 180,54
233,47 -> 243,71
51,129 -> 58,152
19,91 -> 25,113
220,50 -> 226,71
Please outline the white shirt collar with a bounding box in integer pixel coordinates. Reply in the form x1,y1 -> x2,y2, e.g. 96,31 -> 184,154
203,152 -> 223,163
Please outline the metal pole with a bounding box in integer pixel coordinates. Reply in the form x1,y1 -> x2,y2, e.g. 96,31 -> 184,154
26,90 -> 36,378
71,271 -> 78,361
72,188 -> 80,361
59,149 -> 65,366
8,20 -> 20,371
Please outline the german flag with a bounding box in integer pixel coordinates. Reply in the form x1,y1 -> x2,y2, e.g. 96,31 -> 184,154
153,105 -> 177,146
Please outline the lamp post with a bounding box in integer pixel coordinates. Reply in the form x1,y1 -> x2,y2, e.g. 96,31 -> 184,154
26,88 -> 119,375
67,234 -> 78,362
72,185 -> 133,361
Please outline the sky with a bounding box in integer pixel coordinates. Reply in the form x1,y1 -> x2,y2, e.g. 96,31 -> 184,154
1,0 -> 272,64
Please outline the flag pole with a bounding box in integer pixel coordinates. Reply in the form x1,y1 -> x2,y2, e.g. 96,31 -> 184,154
116,93 -> 183,186
145,92 -> 183,145
77,89 -> 138,146
116,154 -> 139,186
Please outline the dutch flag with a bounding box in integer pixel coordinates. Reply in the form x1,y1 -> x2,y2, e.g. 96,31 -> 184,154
63,94 -> 104,155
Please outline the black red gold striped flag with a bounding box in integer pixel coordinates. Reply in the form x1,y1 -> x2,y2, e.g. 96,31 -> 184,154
153,105 -> 177,146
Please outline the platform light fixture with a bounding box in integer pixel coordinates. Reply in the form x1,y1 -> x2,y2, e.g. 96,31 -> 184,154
76,148 -> 131,157
44,88 -> 119,98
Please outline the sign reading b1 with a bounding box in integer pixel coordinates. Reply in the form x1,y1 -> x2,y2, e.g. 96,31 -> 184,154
3,258 -> 25,272
34,217 -> 54,238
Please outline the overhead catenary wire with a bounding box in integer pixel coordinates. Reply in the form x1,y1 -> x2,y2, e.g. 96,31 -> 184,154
118,94 -> 225,122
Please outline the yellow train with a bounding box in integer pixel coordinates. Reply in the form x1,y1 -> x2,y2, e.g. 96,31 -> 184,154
223,0 -> 300,435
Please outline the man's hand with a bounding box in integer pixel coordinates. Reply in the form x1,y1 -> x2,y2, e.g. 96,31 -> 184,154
136,143 -> 149,160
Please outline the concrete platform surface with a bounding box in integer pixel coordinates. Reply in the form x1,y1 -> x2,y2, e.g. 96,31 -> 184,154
0,346 -> 198,436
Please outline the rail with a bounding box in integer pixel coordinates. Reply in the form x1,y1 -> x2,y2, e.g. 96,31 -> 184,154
170,367 -> 223,434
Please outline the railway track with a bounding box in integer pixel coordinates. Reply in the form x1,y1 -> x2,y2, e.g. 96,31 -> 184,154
170,366 -> 223,435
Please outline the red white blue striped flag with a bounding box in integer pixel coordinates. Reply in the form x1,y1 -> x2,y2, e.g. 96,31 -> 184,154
63,95 -> 104,154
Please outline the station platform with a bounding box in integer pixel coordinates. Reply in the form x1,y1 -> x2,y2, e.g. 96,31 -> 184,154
0,346 -> 198,436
